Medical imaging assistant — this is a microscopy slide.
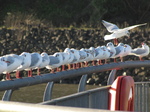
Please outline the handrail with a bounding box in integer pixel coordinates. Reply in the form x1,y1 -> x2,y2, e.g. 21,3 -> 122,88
0,60 -> 150,91
40,85 -> 110,105
0,101 -> 123,112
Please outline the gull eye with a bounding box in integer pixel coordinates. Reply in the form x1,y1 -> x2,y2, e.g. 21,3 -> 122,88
56,54 -> 59,57
71,51 -> 74,53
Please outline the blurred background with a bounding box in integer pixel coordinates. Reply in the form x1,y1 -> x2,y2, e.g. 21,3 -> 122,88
0,0 -> 150,102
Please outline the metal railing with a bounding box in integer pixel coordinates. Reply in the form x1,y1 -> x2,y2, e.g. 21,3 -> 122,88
0,60 -> 150,111
40,86 -> 110,109
0,60 -> 150,91
0,101 -> 124,112
134,82 -> 150,112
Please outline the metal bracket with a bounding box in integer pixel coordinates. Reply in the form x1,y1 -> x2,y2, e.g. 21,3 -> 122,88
43,82 -> 54,102
78,74 -> 87,92
107,69 -> 117,85
2,89 -> 14,101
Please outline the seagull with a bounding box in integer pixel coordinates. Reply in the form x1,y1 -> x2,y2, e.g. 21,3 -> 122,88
60,52 -> 72,71
106,42 -> 116,58
64,48 -> 75,69
92,47 -> 103,65
80,48 -> 94,67
121,44 -> 132,61
25,52 -> 42,77
14,52 -> 31,78
46,52 -> 63,73
78,49 -> 88,68
70,48 -> 80,69
3,54 -> 23,80
0,57 -> 7,74
36,52 -> 50,75
112,43 -> 125,62
129,43 -> 149,61
99,46 -> 111,64
102,20 -> 147,45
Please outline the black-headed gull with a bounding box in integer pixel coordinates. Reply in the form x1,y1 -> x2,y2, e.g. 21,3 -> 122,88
36,52 -> 50,75
0,57 -> 7,74
60,51 -> 72,71
121,44 -> 132,61
99,46 -> 111,64
14,52 -> 31,78
25,52 -> 42,77
64,48 -> 75,69
46,52 -> 63,73
3,54 -> 23,80
102,20 -> 147,45
80,48 -> 94,67
91,47 -> 103,65
70,48 -> 80,69
78,49 -> 88,68
106,42 -> 116,58
129,43 -> 149,61
112,43 -> 125,62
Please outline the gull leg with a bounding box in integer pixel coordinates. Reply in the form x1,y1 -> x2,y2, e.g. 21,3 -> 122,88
80,62 -> 83,68
62,65 -> 65,71
114,58 -> 117,63
50,69 -> 55,73
104,59 -> 108,64
92,60 -> 96,66
6,73 -> 11,80
84,61 -> 88,67
139,57 -> 144,61
68,64 -> 71,70
72,63 -> 76,69
56,67 -> 60,72
120,57 -> 123,62
97,60 -> 102,65
114,38 -> 118,45
37,68 -> 40,75
28,69 -> 32,77
16,71 -> 21,78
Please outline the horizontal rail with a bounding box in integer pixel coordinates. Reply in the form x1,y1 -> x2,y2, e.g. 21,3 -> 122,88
0,60 -> 150,91
0,101 -> 123,112
40,86 -> 110,109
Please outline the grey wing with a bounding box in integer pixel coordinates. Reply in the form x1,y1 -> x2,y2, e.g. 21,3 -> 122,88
123,23 -> 147,31
62,54 -> 65,61
30,53 -> 39,67
7,56 -> 15,66
102,20 -> 119,32
115,47 -> 121,55
95,50 -> 99,57
131,48 -> 146,55
49,56 -> 59,65
108,50 -> 113,57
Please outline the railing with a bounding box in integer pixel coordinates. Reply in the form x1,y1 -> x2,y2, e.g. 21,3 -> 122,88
0,101 -> 124,112
0,60 -> 150,111
40,86 -> 110,109
134,82 -> 150,112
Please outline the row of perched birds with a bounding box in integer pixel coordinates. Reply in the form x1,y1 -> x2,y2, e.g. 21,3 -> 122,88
0,41 -> 149,80
0,20 -> 149,80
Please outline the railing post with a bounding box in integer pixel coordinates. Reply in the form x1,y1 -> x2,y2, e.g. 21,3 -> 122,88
2,89 -> 14,101
43,82 -> 54,102
78,74 -> 87,92
107,69 -> 117,85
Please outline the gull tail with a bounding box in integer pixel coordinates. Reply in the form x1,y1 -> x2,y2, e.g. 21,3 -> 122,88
104,35 -> 114,40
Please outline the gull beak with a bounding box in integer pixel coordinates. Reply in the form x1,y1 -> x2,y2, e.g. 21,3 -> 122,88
141,42 -> 145,45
